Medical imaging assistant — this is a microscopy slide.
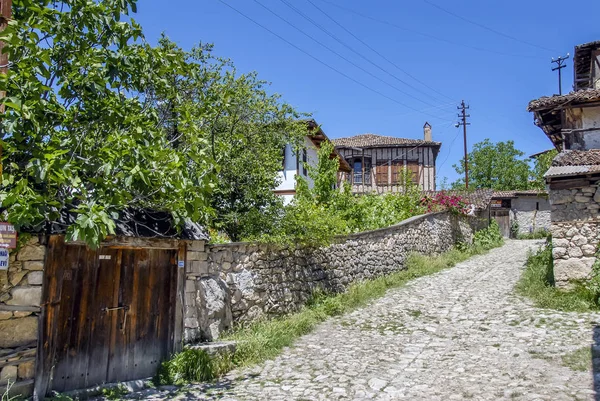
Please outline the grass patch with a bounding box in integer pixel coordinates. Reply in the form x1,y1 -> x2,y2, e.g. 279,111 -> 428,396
561,347 -> 592,372
102,384 -> 129,400
515,243 -> 598,312
156,348 -> 234,386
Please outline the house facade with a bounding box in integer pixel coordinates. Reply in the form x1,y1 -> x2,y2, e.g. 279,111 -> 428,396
528,40 -> 600,288
490,191 -> 551,237
332,123 -> 441,193
275,119 -> 351,204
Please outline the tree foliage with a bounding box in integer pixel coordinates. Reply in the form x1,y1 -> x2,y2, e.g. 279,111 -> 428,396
452,139 -> 532,190
530,149 -> 558,190
0,0 -> 306,246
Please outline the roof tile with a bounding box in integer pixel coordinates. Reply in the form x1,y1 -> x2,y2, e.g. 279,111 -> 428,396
332,134 -> 440,148
528,88 -> 600,111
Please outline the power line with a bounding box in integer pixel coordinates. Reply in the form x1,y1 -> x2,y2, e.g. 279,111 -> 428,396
251,0 -> 437,108
305,0 -> 454,103
422,0 -> 558,54
275,0 -> 441,107
319,0 -> 547,60
215,0 -> 453,121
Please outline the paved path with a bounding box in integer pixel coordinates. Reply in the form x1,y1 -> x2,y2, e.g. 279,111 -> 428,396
133,240 -> 600,400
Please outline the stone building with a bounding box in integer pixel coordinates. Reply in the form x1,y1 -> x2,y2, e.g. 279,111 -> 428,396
332,123 -> 441,193
490,191 -> 551,237
527,39 -> 600,287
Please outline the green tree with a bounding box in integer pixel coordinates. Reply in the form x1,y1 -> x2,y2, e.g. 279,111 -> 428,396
530,149 -> 558,190
150,39 -> 307,242
452,139 -> 531,190
0,0 -> 216,246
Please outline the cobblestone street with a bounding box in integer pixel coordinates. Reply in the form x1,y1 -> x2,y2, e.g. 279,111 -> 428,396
133,240 -> 600,400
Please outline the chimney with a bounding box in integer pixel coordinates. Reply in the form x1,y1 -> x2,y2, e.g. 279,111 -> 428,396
423,122 -> 432,142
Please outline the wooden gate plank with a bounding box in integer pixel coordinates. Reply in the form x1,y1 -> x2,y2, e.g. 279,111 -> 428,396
85,248 -> 119,387
34,235 -> 67,398
69,247 -> 98,391
131,248 -> 151,379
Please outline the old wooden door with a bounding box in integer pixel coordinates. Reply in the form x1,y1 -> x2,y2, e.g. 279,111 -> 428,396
37,236 -> 179,395
491,209 -> 511,237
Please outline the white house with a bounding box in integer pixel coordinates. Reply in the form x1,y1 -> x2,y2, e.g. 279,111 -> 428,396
275,119 -> 351,204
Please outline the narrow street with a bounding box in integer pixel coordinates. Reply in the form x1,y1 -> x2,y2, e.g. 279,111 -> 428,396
129,240 -> 600,400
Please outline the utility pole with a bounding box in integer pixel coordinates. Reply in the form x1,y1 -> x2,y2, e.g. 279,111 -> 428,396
0,0 -> 10,183
456,100 -> 470,189
551,54 -> 569,95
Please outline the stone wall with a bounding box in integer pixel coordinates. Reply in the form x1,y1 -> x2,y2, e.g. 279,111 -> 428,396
512,197 -> 551,235
183,212 -> 486,342
550,182 -> 600,288
0,236 -> 45,397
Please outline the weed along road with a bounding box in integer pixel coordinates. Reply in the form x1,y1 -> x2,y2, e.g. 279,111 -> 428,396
128,240 -> 600,400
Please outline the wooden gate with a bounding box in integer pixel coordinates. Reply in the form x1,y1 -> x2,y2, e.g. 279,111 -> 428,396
35,236 -> 182,395
491,209 -> 511,237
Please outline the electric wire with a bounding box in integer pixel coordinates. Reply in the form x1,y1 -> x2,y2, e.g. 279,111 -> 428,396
215,0 -> 455,122
318,0 -> 548,60
305,0 -> 455,103
422,0 -> 558,54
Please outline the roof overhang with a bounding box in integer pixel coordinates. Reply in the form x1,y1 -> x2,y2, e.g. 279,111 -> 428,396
305,119 -> 352,173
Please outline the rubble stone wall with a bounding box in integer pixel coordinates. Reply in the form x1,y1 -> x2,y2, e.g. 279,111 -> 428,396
550,183 -> 600,288
183,212 -> 487,342
512,197 -> 551,235
0,236 -> 45,397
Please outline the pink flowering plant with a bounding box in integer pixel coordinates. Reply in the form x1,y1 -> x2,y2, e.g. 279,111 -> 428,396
420,191 -> 469,215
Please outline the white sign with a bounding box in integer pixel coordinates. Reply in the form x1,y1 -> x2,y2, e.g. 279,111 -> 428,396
0,249 -> 9,270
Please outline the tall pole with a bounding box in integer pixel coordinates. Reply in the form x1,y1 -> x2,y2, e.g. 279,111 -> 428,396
456,100 -> 471,189
551,54 -> 569,95
0,0 -> 11,183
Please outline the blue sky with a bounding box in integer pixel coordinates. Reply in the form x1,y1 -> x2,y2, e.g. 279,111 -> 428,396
135,0 -> 599,184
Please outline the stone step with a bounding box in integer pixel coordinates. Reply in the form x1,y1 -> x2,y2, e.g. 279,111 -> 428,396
189,341 -> 236,357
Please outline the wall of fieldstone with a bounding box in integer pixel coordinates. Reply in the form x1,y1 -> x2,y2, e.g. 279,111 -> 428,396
0,236 -> 45,397
550,182 -> 600,288
183,212 -> 487,342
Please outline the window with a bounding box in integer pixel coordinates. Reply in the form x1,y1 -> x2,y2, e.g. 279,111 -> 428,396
375,161 -> 389,186
302,149 -> 307,176
406,162 -> 420,184
391,160 -> 404,184
353,160 -> 363,184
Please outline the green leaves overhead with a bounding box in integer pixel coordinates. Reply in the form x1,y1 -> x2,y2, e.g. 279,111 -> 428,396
0,0 -> 305,246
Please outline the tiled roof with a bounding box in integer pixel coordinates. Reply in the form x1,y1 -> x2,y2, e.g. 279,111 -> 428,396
332,134 -> 441,149
492,190 -> 547,198
544,150 -> 600,178
421,189 -> 493,211
551,150 -> 600,166
527,88 -> 600,111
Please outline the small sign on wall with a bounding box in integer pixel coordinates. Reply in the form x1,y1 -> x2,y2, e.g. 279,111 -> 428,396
0,249 -> 9,270
0,222 -> 17,249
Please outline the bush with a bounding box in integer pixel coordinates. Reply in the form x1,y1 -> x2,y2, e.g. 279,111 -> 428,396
516,243 -> 597,311
516,229 -> 551,240
473,220 -> 504,250
156,348 -> 216,385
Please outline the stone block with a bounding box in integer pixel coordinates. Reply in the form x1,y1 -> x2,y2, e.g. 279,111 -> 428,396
582,244 -> 597,256
195,277 -> 232,341
184,317 -> 199,329
551,195 -> 573,205
568,247 -> 584,258
27,271 -> 43,285
6,287 -> 42,307
188,260 -> 209,276
16,245 -> 45,261
186,251 -> 207,261
13,311 -> 32,318
594,187 -> 600,203
0,366 -> 17,386
17,361 -> 35,380
572,235 -> 588,247
22,261 -> 43,271
575,195 -> 591,203
554,257 -> 596,288
566,228 -> 578,238
0,316 -> 37,348
185,279 -> 196,292
0,311 -> 12,320
552,247 -> 567,259
553,238 -> 570,248
187,240 -> 205,252
9,271 -> 27,286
